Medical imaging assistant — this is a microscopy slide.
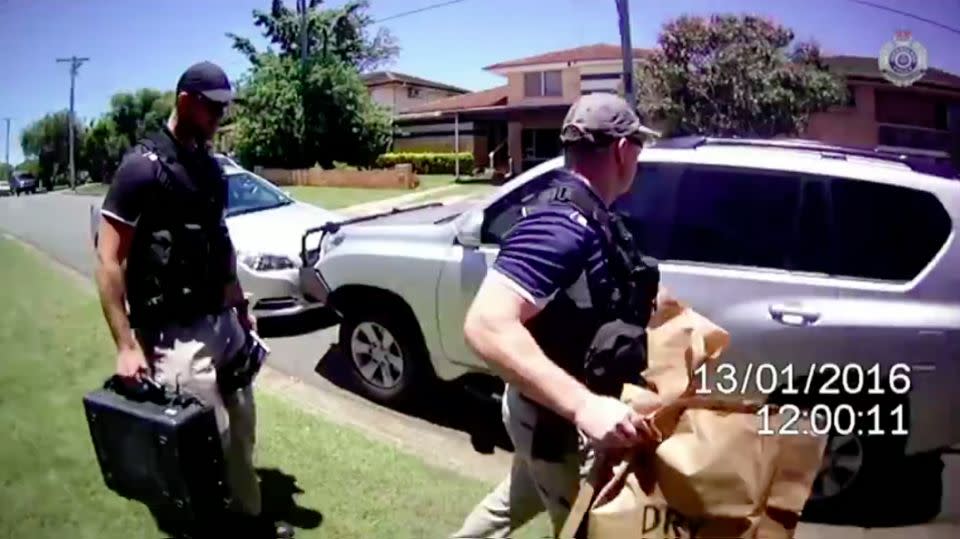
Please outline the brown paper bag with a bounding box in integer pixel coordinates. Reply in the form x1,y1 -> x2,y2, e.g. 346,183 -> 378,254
560,303 -> 827,539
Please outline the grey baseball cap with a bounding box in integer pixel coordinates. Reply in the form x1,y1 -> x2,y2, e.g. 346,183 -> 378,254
560,93 -> 659,147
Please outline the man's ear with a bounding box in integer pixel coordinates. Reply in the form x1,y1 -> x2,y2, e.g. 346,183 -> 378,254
613,137 -> 628,166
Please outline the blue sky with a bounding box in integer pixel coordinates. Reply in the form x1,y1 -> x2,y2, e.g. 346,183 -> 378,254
1,0 -> 958,165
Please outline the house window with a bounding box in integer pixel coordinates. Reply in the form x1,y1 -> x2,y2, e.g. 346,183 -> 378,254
407,86 -> 421,99
845,85 -> 857,108
521,128 -> 561,169
523,70 -> 563,97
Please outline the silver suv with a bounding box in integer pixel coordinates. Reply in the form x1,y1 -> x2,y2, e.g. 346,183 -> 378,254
307,137 -> 959,525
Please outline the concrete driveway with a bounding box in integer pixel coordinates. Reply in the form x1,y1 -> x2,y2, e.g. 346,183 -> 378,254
1,190 -> 957,537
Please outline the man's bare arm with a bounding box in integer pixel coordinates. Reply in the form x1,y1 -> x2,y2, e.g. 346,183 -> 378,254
95,217 -> 139,353
463,278 -> 592,423
223,247 -> 246,307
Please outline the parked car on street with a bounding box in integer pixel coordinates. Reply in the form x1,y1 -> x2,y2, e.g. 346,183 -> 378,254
214,152 -> 241,169
11,172 -> 38,195
91,164 -> 340,319
304,136 -> 960,526
0,180 -> 10,196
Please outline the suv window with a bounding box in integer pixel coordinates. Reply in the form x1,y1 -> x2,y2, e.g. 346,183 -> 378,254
612,163 -> 677,260
617,163 -> 803,270
827,178 -> 951,281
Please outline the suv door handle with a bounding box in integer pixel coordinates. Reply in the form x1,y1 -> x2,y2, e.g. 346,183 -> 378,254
769,304 -> 821,326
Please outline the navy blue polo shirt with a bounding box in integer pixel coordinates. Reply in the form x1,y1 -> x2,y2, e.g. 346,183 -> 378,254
487,169 -> 615,313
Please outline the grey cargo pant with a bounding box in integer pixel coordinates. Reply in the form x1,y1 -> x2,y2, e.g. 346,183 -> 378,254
137,309 -> 261,516
451,386 -> 592,539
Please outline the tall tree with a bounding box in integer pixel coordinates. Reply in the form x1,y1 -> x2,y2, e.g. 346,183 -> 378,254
0,162 -> 12,183
229,0 -> 393,169
227,0 -> 398,71
636,15 -> 846,138
20,111 -> 80,190
82,117 -> 128,183
233,54 -> 391,168
15,159 -> 40,176
108,88 -> 175,147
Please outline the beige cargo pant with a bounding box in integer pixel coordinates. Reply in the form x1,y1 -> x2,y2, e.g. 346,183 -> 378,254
451,386 -> 592,539
137,309 -> 261,516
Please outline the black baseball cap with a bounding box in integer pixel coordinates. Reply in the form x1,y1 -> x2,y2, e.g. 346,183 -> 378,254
175,61 -> 234,104
560,93 -> 659,147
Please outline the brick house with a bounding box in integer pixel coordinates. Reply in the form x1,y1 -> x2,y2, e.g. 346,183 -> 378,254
393,44 -> 960,175
805,55 -> 960,161
361,71 -> 469,116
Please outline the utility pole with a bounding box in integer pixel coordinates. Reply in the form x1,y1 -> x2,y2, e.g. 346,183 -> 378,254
3,117 -> 10,167
615,0 -> 636,108
299,0 -> 309,68
298,0 -> 308,165
56,55 -> 89,190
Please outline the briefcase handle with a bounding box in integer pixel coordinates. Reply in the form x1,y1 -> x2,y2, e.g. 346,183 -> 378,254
103,375 -> 198,407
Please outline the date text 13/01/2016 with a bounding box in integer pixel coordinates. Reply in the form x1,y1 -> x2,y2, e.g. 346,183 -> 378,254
756,403 -> 908,437
693,362 -> 914,397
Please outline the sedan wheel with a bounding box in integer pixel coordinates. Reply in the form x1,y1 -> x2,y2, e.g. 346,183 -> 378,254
350,321 -> 405,390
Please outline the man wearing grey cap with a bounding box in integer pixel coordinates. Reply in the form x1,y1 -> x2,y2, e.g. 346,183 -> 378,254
451,93 -> 664,538
95,61 -> 293,538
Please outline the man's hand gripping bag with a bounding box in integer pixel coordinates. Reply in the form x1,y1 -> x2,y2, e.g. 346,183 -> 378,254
561,301 -> 827,539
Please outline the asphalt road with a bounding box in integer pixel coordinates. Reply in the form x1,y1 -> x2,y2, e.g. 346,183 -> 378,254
2,190 -> 957,537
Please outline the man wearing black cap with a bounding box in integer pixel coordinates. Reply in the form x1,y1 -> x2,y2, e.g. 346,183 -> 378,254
95,61 -> 293,538
451,93 -> 664,538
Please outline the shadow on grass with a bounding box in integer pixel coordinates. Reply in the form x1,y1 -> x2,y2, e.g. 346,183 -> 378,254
314,345 -> 514,456
258,467 -> 324,530
153,468 -> 323,538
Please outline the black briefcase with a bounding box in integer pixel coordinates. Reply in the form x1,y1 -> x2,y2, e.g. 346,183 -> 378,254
83,376 -> 231,529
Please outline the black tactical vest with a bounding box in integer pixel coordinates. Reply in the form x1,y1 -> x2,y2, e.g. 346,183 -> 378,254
125,131 -> 234,329
517,176 -> 660,460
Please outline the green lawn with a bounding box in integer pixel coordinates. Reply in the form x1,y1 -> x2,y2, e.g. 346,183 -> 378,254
288,174 -> 494,209
0,238 -> 548,539
71,182 -> 111,197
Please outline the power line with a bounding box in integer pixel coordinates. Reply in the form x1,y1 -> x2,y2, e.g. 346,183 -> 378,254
848,0 -> 960,36
373,0 -> 467,24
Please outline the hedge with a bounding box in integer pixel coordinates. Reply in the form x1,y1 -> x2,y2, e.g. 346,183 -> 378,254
376,152 -> 474,175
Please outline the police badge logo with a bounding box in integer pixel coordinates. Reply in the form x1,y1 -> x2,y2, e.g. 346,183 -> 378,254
878,30 -> 928,87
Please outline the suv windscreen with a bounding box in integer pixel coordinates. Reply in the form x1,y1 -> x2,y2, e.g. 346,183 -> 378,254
225,171 -> 293,217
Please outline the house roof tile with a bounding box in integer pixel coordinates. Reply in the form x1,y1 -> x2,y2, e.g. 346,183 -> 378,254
361,71 -> 469,94
484,43 -> 649,70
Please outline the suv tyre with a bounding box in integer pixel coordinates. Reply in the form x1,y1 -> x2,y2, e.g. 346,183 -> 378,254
338,307 -> 428,406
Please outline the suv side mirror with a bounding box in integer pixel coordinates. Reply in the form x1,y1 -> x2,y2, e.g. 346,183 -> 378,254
455,209 -> 484,247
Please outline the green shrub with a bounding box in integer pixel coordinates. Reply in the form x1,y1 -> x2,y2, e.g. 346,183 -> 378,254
375,152 -> 474,175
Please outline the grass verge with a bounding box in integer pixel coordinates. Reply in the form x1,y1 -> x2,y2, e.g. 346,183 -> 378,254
0,238 -> 548,539
288,174 -> 493,209
65,182 -> 110,197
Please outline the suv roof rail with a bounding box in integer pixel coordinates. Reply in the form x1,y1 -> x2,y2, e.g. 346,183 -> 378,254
650,136 -> 958,178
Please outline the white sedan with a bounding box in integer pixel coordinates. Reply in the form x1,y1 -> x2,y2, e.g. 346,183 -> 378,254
91,165 -> 340,319
223,165 -> 340,318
